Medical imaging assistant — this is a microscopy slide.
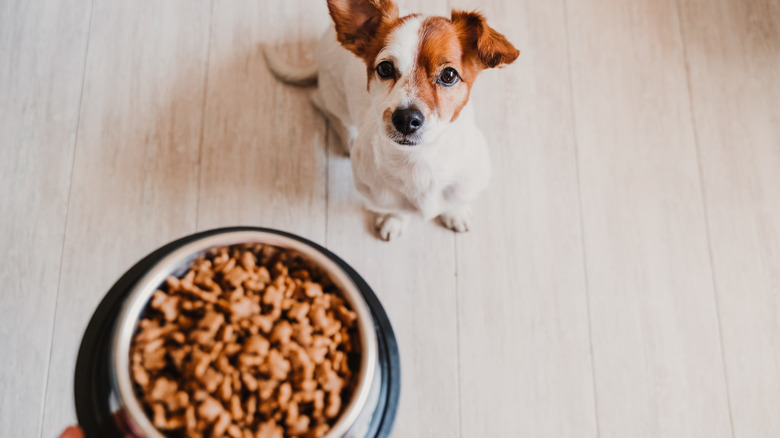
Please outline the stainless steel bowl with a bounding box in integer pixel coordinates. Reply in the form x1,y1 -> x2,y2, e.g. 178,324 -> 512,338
110,230 -> 380,437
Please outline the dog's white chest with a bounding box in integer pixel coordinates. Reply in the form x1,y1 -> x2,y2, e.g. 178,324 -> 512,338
350,132 -> 479,220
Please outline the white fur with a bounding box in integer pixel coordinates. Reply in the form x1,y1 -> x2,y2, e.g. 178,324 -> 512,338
375,17 -> 421,76
271,19 -> 492,240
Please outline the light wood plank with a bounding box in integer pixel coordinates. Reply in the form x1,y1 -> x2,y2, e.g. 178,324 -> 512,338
677,1 -> 780,436
39,1 -> 211,435
197,0 -> 329,242
565,0 -> 733,436
324,1 -> 461,435
0,0 -> 91,436
448,0 -> 599,436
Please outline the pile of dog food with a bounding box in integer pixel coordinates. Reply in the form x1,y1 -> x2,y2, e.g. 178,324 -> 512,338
129,244 -> 360,437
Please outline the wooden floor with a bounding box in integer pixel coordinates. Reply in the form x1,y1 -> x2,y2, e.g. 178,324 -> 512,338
2,0 -> 778,437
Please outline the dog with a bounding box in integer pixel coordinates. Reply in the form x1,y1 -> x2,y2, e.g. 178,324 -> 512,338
264,0 -> 519,240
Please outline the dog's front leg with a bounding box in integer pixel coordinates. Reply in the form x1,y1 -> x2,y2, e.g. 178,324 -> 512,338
438,204 -> 473,233
374,211 -> 410,241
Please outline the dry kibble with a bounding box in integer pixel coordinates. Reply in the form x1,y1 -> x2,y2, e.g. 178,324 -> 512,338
324,390 -> 341,419
231,296 -> 261,322
256,420 -> 284,438
287,414 -> 310,436
264,349 -> 291,381
258,379 -> 278,401
278,382 -> 292,409
213,411 -> 232,436
245,395 -> 257,420
149,377 -> 177,401
307,336 -> 330,364
230,394 -> 244,420
242,372 -> 259,392
143,346 -> 167,371
200,367 -> 223,393
168,391 -> 189,411
291,321 -> 313,347
224,266 -> 249,288
303,282 -> 323,298
228,424 -> 243,438
198,396 -> 223,423
270,320 -> 293,346
151,290 -> 179,322
244,334 -> 270,357
130,244 -> 359,436
288,302 -> 309,322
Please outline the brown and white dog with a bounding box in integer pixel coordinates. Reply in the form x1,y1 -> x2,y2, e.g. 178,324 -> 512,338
264,0 -> 518,240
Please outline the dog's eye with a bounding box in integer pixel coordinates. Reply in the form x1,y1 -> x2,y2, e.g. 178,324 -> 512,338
376,61 -> 395,79
438,67 -> 460,86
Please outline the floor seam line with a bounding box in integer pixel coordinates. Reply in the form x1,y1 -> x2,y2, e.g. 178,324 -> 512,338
562,0 -> 602,436
673,1 -> 736,436
194,0 -> 215,232
38,1 -> 96,435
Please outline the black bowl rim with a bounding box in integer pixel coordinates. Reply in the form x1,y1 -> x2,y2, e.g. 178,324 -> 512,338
74,226 -> 400,438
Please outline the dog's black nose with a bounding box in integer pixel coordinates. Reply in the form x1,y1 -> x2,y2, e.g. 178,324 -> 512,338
392,107 -> 424,135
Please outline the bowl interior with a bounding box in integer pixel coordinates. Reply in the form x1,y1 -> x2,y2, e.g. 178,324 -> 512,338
110,230 -> 378,438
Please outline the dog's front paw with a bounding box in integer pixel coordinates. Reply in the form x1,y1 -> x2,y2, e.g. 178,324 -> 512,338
375,213 -> 407,241
438,205 -> 473,233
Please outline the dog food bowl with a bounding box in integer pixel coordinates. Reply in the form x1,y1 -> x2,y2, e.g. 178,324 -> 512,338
74,227 -> 400,438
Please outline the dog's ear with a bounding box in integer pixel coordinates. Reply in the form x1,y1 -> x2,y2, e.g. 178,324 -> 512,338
327,0 -> 399,57
451,10 -> 519,69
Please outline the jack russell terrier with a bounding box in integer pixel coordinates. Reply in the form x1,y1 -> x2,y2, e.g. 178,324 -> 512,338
264,0 -> 519,240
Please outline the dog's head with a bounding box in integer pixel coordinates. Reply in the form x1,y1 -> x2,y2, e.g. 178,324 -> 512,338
327,0 -> 518,146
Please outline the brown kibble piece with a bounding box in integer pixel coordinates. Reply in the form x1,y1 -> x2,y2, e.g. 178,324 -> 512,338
227,424 -> 243,438
132,357 -> 150,388
185,405 -> 197,430
291,321 -> 313,347
242,372 -> 258,392
151,403 -> 185,430
213,410 -> 232,436
168,391 -> 190,412
325,390 -> 341,419
307,335 -> 330,364
287,302 -> 309,322
277,382 -> 292,409
256,420 -> 283,438
191,348 -> 212,378
264,349 -> 291,381
257,379 -> 278,401
251,314 -> 275,334
200,366 -> 224,393
224,266 -> 249,289
288,342 -> 315,381
243,334 -> 270,357
311,423 -> 330,438
240,251 -> 256,271
197,396 -> 223,423
245,394 -> 257,420
270,320 -> 293,346
263,285 -> 284,309
230,296 -> 261,321
336,305 -> 358,327
230,394 -> 244,421
286,414 -> 310,436
151,290 -> 180,322
143,346 -> 167,371
316,361 -> 344,393
303,282 -> 322,298
149,377 -> 178,401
